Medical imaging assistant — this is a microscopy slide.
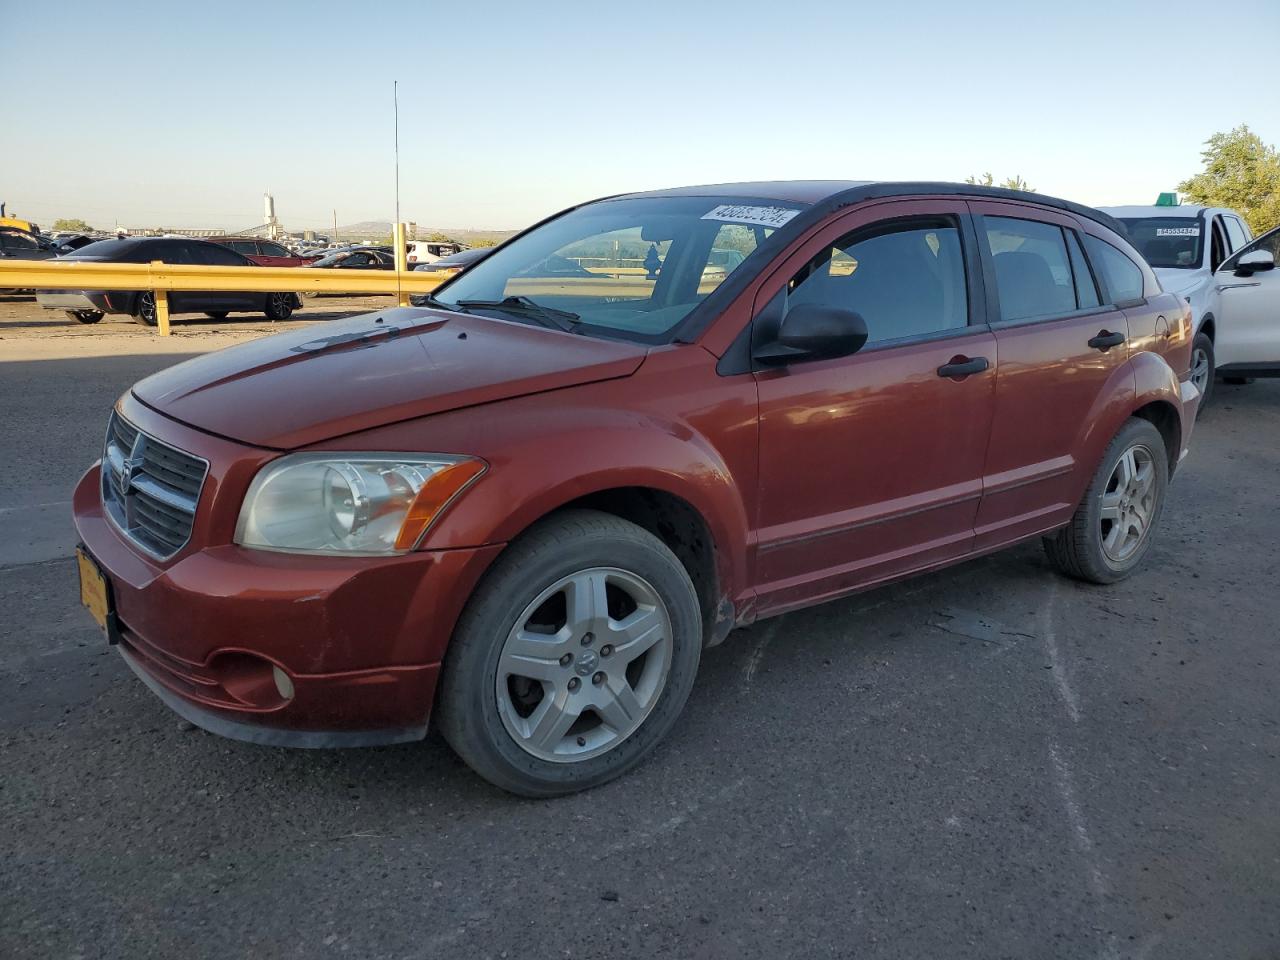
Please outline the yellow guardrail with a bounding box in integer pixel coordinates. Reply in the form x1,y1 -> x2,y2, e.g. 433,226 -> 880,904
0,256 -> 448,336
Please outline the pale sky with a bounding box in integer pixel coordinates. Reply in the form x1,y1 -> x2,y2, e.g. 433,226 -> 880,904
4,0 -> 1278,233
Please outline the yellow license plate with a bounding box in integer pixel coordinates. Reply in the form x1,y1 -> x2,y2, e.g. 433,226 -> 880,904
76,547 -> 111,634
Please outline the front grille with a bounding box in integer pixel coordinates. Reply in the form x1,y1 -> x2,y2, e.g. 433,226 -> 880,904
102,411 -> 208,560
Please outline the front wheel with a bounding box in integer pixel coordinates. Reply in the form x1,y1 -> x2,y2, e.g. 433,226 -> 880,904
436,510 -> 702,797
67,309 -> 103,324
134,291 -> 158,326
264,292 -> 294,321
1043,418 -> 1168,584
1189,332 -> 1214,415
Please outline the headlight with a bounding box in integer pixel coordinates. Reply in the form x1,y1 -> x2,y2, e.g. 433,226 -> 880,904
235,454 -> 485,555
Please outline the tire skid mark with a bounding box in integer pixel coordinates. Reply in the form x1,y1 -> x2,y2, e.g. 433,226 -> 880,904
741,620 -> 780,688
1040,579 -> 1082,723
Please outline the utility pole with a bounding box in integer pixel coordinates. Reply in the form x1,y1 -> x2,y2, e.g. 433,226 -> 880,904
393,80 -> 401,230
333,209 -> 338,243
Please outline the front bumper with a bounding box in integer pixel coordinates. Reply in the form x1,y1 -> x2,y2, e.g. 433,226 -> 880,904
1178,377 -> 1201,464
73,418 -> 503,747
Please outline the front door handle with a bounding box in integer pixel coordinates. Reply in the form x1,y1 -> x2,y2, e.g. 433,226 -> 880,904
936,356 -> 990,379
1088,330 -> 1126,351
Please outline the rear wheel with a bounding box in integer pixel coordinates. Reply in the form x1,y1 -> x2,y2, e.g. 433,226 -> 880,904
67,309 -> 103,324
135,291 -> 157,326
436,509 -> 702,797
1190,332 -> 1214,415
1043,418 -> 1168,584
264,292 -> 294,321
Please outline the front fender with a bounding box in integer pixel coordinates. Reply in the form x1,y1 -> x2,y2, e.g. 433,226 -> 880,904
431,407 -> 752,598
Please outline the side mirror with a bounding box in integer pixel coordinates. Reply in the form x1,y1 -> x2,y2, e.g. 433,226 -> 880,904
1235,249 -> 1275,276
754,302 -> 869,365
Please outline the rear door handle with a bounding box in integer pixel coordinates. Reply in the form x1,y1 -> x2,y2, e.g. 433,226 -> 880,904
1088,330 -> 1126,351
936,356 -> 990,379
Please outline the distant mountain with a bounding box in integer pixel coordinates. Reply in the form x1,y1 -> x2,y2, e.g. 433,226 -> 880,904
336,220 -> 392,236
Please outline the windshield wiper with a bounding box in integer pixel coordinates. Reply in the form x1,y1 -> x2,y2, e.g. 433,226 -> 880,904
456,295 -> 580,332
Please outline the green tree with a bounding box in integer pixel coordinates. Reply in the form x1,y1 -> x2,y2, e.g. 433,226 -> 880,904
965,173 -> 1036,192
467,237 -> 501,248
1178,125 -> 1280,235
52,217 -> 94,232
423,230 -> 455,242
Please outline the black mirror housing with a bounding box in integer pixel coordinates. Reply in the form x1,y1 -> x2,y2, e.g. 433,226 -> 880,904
754,301 -> 869,365
1235,249 -> 1276,276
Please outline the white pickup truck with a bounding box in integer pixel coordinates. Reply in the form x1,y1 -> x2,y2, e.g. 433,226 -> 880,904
1102,203 -> 1280,407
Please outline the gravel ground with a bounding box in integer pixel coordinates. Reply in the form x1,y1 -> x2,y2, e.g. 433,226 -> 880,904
1,296 -> 1278,959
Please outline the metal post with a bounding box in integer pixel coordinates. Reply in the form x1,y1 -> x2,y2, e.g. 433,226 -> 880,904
155,290 -> 171,336
394,221 -> 410,307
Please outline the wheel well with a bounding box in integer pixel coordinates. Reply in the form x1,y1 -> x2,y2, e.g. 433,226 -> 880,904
1199,315 -> 1215,342
555,487 -> 726,646
1132,401 -> 1180,473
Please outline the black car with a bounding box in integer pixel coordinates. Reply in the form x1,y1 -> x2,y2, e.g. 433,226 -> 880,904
35,237 -> 302,325
1,228 -> 60,292
50,234 -> 103,253
409,247 -> 491,306
301,246 -> 396,297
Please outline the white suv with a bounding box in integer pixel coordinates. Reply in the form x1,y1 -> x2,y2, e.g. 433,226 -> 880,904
1102,204 -> 1280,405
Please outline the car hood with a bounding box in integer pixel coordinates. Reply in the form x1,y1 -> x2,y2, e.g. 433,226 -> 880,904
1153,267 -> 1208,298
132,308 -> 647,449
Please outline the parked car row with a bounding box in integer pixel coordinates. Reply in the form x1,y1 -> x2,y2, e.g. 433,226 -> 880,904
35,237 -> 301,324
76,179 -> 1217,798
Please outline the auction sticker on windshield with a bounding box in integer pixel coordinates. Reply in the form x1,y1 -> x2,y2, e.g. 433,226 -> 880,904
701,204 -> 800,229
1156,227 -> 1200,237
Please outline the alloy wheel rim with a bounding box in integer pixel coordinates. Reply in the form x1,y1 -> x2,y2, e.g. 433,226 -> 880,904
271,293 -> 288,312
141,293 -> 155,321
1099,443 -> 1157,564
495,566 -> 673,763
1190,348 -> 1210,394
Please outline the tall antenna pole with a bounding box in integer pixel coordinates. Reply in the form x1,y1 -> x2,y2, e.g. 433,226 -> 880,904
393,80 -> 401,229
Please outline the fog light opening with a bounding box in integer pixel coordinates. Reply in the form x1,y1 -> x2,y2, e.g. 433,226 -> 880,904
272,665 -> 295,701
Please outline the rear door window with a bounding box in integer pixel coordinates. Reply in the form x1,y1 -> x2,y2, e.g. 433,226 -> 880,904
982,217 -> 1079,322
787,216 -> 969,345
1065,231 -> 1100,309
1083,235 -> 1144,304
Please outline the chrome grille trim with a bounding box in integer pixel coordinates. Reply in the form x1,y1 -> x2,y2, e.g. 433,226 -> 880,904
101,410 -> 209,560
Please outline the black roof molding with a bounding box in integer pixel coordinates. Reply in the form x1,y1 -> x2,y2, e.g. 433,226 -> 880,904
814,181 -> 1127,236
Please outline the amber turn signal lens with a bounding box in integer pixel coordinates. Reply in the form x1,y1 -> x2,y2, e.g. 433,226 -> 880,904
394,458 -> 486,550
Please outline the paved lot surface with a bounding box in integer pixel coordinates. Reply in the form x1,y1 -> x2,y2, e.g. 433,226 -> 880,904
2,297 -> 1278,959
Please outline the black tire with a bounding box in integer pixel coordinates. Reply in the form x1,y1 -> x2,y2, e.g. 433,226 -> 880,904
204,311 -> 228,320
264,292 -> 294,321
436,509 -> 702,798
1190,332 -> 1214,415
67,309 -> 103,324
134,291 -> 157,326
1043,418 -> 1168,584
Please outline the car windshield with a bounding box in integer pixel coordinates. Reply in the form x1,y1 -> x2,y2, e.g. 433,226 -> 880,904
431,195 -> 805,341
1119,217 -> 1203,269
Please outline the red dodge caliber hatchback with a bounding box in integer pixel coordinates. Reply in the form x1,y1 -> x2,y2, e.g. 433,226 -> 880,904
74,182 -> 1199,796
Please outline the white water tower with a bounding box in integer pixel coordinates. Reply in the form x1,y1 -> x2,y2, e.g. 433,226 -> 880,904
263,191 -> 282,240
